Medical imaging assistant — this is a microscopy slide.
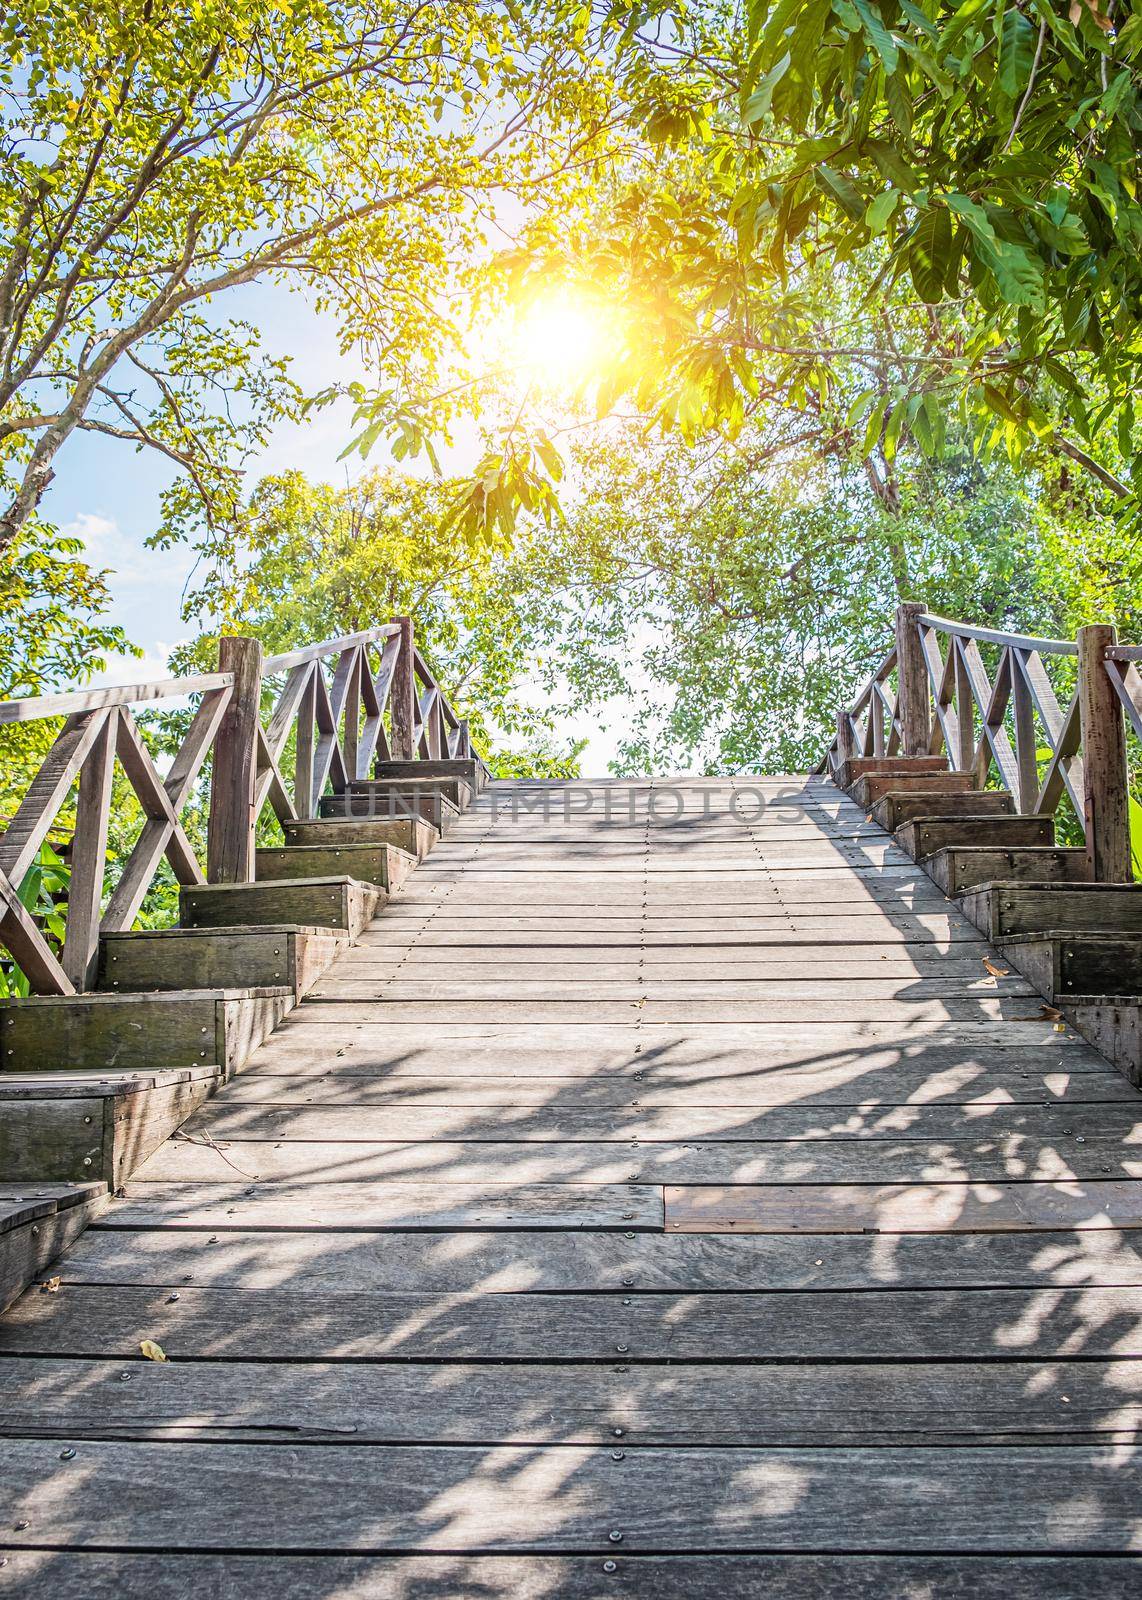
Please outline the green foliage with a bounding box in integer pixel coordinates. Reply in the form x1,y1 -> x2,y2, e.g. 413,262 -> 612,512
477,0 -> 1141,532
174,467 -> 577,760
0,0 -> 615,568
0,517 -> 137,820
0,842 -> 68,998
524,424 -> 1114,775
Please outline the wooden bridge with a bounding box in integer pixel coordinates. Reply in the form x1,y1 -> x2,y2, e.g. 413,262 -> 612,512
1,607 -> 1141,1595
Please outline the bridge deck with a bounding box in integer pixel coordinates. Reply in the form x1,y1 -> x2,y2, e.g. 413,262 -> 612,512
3,776 -> 1141,1595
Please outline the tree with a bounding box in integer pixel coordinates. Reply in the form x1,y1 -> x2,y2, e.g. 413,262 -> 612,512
461,0 -> 1141,530
172,467 -> 585,774
523,422 -> 1116,773
0,0 -> 614,560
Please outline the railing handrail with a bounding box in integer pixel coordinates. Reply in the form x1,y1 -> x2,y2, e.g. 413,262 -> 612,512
0,672 -> 235,726
0,611 -> 477,997
263,624 -> 399,675
916,611 -> 1078,657
822,602 -> 1137,885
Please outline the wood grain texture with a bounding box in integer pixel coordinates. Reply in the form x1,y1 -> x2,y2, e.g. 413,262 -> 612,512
1,1440 -> 1139,1551
664,1180 -> 1142,1233
5,1282 -> 1140,1360
2,1356 -> 1136,1445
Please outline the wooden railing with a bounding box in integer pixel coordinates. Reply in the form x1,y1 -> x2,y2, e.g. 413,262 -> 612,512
0,617 -> 470,993
820,602 -> 1135,883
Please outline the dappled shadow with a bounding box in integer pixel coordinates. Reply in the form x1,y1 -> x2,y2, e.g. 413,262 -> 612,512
2,777 -> 1141,1590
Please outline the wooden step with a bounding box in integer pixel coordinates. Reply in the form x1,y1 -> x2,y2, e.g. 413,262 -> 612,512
850,771 -> 975,807
836,755 -> 948,789
375,756 -> 487,792
283,815 -> 436,858
349,776 -> 473,812
0,1067 -> 222,1188
998,931 -> 1142,1005
255,842 -> 417,893
0,1182 -> 105,1315
871,789 -> 1015,833
320,786 -> 461,830
959,882 -> 1142,941
1060,996 -> 1142,1088
895,814 -> 1055,859
99,926 -> 348,1000
924,847 -> 1090,897
0,989 -> 291,1077
181,878 -> 384,940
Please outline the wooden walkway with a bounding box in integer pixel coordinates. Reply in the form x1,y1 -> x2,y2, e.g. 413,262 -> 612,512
3,775 -> 1142,1595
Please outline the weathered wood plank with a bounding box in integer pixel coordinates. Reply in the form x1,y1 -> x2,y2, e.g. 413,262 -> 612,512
98,1180 -> 664,1231
66,1222 -> 1142,1293
4,1283 -> 1142,1362
665,1180 -> 1142,1233
179,1099 -> 1142,1145
4,1551 -> 1140,1600
219,1066 -> 1134,1106
0,1440 -> 1138,1551
2,1356 -> 1135,1445
136,1134 -> 1142,1188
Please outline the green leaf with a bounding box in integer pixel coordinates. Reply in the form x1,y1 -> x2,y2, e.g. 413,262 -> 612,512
909,205 -> 953,301
817,163 -> 865,218
997,8 -> 1037,99
865,189 -> 898,233
743,51 -> 791,124
852,0 -> 898,73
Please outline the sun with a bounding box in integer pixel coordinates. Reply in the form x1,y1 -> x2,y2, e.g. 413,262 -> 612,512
510,290 -> 611,386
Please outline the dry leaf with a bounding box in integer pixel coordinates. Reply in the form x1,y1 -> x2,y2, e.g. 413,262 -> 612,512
982,957 -> 1009,978
1011,1003 -> 1064,1022
139,1339 -> 168,1362
1070,0 -> 1113,31
39,1275 -> 61,1294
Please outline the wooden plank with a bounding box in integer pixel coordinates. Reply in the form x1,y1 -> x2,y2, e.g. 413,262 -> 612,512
216,1067 -> 1137,1105
174,1097 -> 1142,1144
307,977 -> 1037,1003
665,1179 -> 1142,1233
1,1553 -> 1136,1600
65,1223 -> 1142,1293
0,1439 -> 1138,1551
98,1180 -> 664,1231
100,927 -> 347,1000
925,848 -> 1090,896
3,1355 -> 1136,1445
136,1135 -> 1142,1188
5,1282 -> 1142,1360
180,878 -> 383,938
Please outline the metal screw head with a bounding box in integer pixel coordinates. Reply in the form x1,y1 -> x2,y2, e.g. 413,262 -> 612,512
14,1520 -> 29,1530
611,1450 -> 625,1461
608,1530 -> 623,1543
612,1427 -> 624,1437
615,1344 -> 628,1353
622,1277 -> 633,1287
167,1292 -> 180,1303
118,1371 -> 132,1382
59,1448 -> 76,1461
603,1560 -> 617,1574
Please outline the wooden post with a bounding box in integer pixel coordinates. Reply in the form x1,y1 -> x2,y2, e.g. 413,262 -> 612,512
836,708 -> 856,780
895,601 -> 930,757
1077,622 -> 1132,882
389,615 -> 416,762
207,635 -> 263,884
62,709 -> 117,989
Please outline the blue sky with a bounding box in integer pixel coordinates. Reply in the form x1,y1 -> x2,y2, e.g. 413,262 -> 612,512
41,278 -> 633,774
